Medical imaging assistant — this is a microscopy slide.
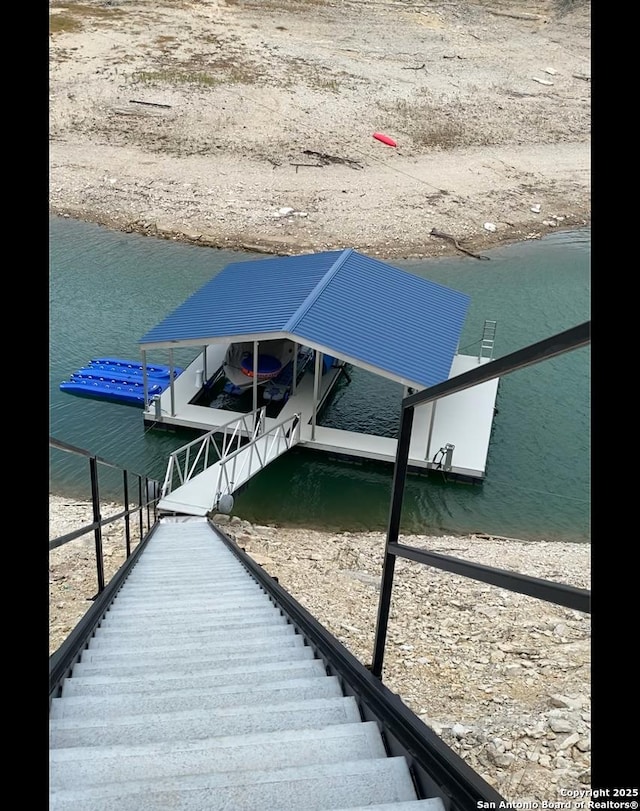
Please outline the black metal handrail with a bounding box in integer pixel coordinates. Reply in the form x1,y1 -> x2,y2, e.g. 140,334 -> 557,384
219,524 -> 505,810
49,438 -> 162,701
372,321 -> 591,677
49,437 -> 161,597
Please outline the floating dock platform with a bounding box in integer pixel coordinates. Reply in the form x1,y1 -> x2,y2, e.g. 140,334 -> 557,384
142,344 -> 498,483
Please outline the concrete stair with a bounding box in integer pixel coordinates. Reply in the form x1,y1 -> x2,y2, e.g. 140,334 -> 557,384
49,517 -> 446,811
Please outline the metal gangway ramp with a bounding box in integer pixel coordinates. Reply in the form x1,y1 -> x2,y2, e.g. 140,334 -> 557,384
157,408 -> 301,516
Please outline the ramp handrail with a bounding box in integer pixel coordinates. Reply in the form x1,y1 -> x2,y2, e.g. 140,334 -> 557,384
160,407 -> 266,497
213,412 -> 301,508
161,408 -> 301,504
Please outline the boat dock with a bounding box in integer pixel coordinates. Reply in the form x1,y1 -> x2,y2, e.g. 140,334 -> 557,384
136,249 -> 501,506
143,344 -> 498,483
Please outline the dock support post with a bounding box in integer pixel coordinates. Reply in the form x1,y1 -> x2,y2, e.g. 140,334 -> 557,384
311,351 -> 322,440
425,400 -> 437,460
292,343 -> 298,396
169,349 -> 176,417
141,349 -> 149,407
202,344 -> 208,382
253,341 -> 259,430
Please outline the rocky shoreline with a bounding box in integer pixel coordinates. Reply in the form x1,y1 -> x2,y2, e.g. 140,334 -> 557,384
49,496 -> 590,803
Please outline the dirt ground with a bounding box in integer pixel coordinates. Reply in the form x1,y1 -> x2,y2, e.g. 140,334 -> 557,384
49,0 -> 590,260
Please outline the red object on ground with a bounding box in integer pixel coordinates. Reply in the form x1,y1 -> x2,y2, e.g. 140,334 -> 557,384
373,132 -> 397,147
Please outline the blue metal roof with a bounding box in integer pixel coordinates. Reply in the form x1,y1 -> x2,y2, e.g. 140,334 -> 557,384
139,249 -> 471,389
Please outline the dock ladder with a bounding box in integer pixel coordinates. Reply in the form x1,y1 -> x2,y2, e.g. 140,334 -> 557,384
479,320 -> 497,362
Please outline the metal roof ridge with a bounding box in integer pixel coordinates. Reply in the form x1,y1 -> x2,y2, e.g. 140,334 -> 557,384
283,249 -> 354,333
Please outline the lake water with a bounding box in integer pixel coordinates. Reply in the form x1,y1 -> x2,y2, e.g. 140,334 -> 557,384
49,216 -> 590,542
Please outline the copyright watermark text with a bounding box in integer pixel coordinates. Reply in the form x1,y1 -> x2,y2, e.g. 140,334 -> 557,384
477,789 -> 639,811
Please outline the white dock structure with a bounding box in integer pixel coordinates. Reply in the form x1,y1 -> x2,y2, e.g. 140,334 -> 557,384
156,406 -> 303,516
149,344 -> 498,517
139,250 -> 501,515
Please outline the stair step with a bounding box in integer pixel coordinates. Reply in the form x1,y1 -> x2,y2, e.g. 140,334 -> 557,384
97,608 -> 285,631
88,626 -> 290,649
138,553 -> 227,560
124,559 -> 245,570
113,581 -> 255,594
116,570 -> 258,584
93,615 -> 288,639
73,638 -> 312,676
100,600 -> 280,619
139,528 -> 222,540
112,581 -> 263,597
129,548 -> 237,559
48,756 -> 418,811
51,675 -> 344,720
133,547 -> 234,558
86,621 -> 298,651
105,592 -> 271,610
49,695 -> 363,748
132,558 -> 240,568
61,658 -> 327,697
49,721 -> 386,788
133,549 -> 232,561
78,632 -> 307,666
131,553 -> 235,561
126,568 -> 247,588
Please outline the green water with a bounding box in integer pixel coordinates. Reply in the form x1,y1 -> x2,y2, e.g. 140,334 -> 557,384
49,216 -> 590,542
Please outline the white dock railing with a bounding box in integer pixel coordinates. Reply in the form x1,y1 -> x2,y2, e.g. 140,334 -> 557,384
160,407 -> 302,512
211,412 -> 302,509
160,408 -> 265,497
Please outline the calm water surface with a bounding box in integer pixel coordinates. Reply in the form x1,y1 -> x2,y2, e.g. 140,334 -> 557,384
49,216 -> 590,542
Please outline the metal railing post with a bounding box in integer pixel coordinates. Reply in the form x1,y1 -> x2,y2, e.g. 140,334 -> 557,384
144,477 -> 151,528
123,470 -> 131,557
138,477 -> 144,540
371,404 -> 414,678
89,455 -> 105,595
